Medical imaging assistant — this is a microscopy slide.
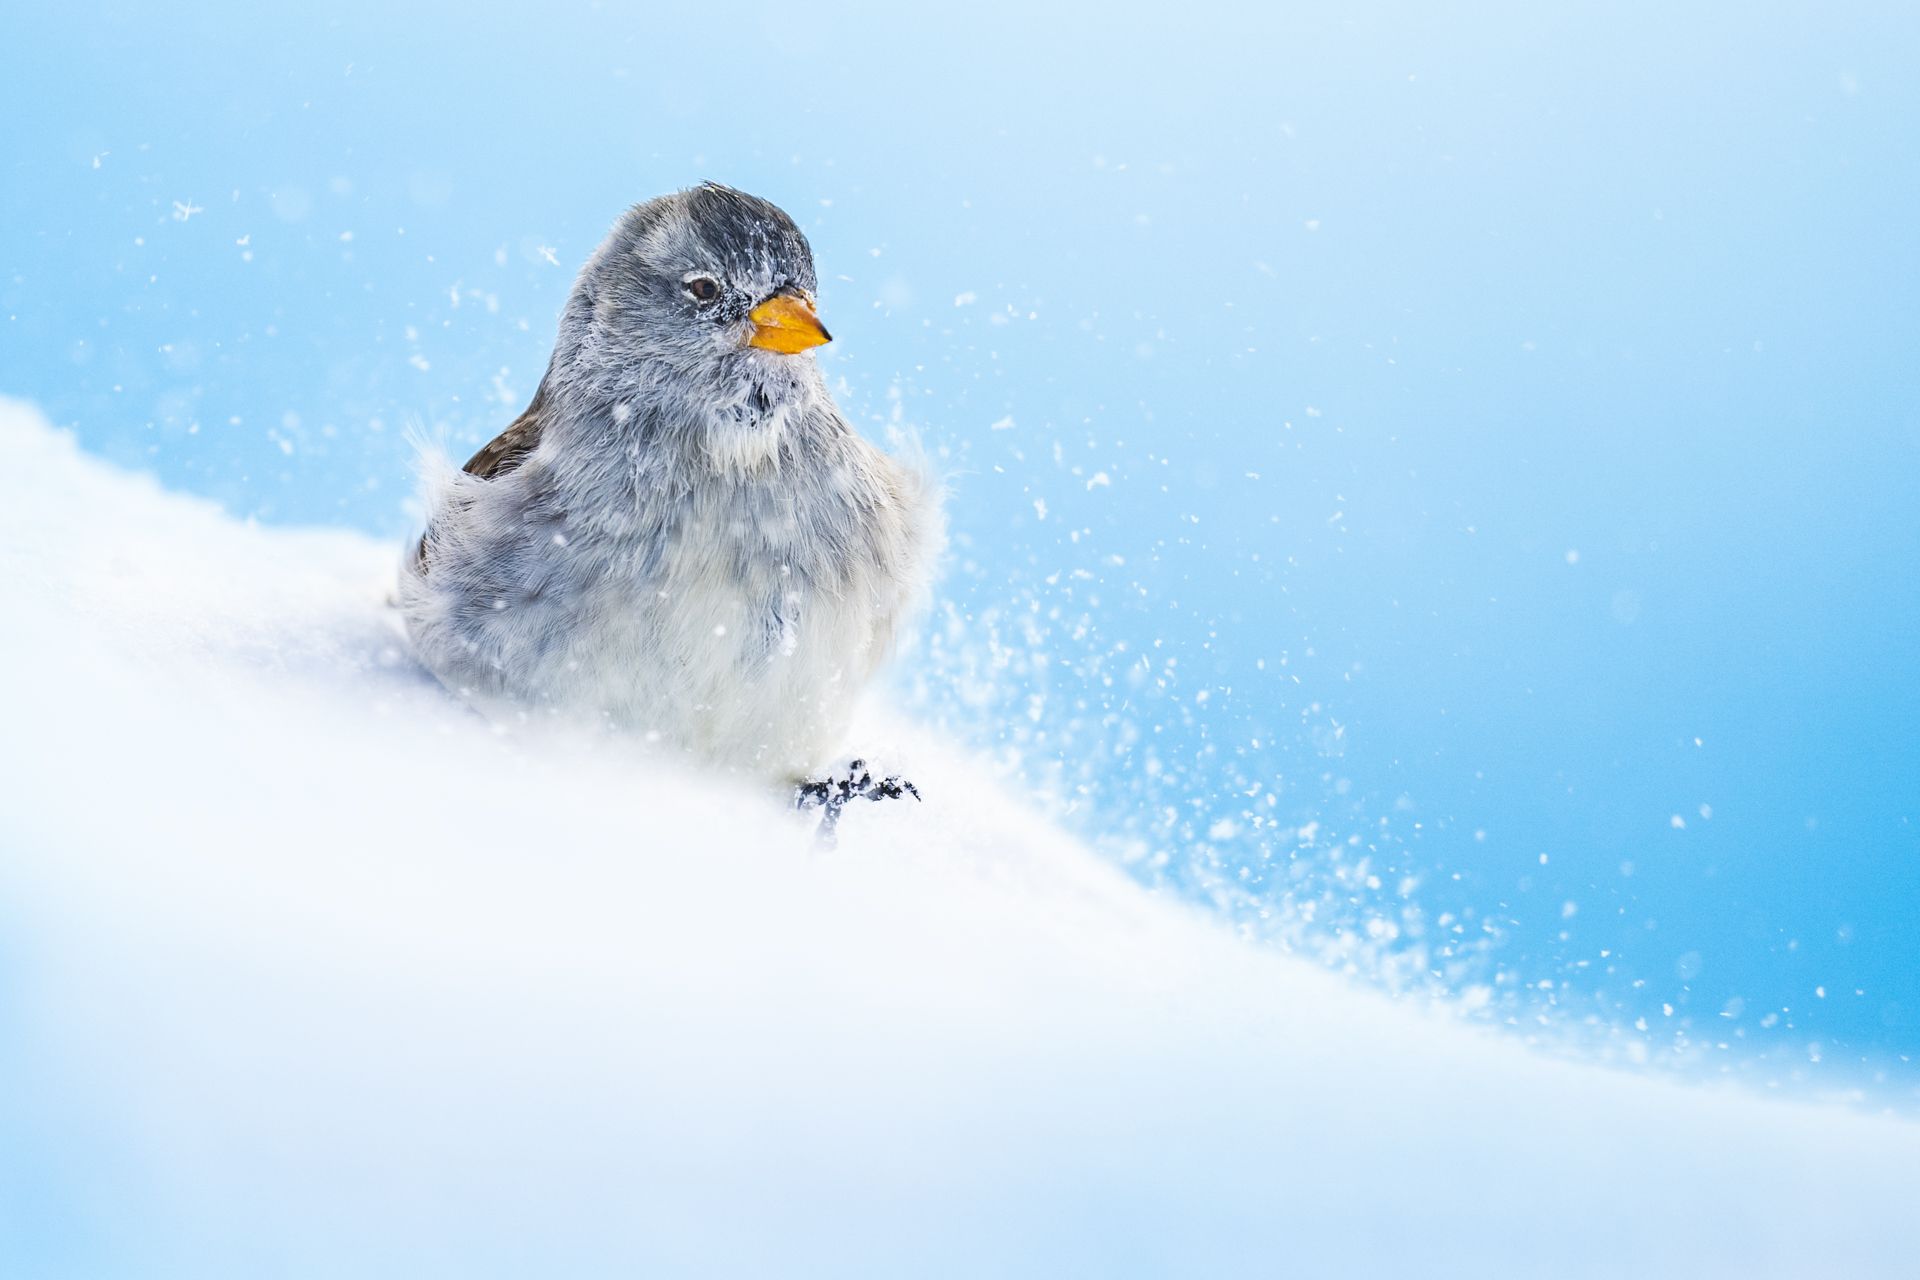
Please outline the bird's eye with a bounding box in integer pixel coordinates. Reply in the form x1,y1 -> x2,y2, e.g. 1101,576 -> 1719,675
684,275 -> 720,303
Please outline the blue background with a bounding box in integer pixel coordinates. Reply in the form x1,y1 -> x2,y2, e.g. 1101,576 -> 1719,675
4,0 -> 1916,1089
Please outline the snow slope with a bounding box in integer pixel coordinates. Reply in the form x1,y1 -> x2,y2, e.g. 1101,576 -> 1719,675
2,395 -> 1916,1278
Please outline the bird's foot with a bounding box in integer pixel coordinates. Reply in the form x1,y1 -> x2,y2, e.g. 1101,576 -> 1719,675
794,759 -> 921,846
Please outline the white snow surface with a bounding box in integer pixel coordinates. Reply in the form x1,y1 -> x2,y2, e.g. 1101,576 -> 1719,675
2,395 -> 1917,1277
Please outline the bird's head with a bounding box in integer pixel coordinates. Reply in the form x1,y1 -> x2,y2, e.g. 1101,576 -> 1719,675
561,183 -> 831,436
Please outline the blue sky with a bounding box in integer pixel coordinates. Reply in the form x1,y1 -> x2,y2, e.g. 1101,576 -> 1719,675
3,0 -> 1917,1084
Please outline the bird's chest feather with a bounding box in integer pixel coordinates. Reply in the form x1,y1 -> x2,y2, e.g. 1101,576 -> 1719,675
569,465 -> 877,686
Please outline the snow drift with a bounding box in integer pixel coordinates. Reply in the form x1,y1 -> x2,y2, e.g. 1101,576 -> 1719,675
1,395 -> 1916,1278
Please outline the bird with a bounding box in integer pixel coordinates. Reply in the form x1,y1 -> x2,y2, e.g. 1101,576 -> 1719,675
398,184 -> 941,813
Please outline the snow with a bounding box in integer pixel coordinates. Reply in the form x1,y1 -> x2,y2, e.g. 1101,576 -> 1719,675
1,394 -> 1917,1277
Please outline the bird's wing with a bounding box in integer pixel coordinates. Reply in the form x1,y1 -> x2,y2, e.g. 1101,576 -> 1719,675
412,387 -> 552,572
462,385 -> 550,479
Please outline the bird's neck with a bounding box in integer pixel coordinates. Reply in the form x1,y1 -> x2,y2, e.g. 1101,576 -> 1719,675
544,366 -> 833,482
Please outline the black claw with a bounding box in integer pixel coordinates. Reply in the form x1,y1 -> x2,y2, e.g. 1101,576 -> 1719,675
793,760 -> 923,845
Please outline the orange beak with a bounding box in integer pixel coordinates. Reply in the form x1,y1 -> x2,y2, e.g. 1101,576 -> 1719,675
747,293 -> 831,354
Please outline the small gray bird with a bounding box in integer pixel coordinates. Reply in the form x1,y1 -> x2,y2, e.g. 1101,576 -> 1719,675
399,184 -> 941,808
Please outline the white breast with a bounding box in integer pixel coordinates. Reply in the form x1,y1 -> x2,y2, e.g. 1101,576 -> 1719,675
547,501 -> 882,777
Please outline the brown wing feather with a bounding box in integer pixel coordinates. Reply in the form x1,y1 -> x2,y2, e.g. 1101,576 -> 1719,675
413,387 -> 550,572
463,384 -> 550,478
